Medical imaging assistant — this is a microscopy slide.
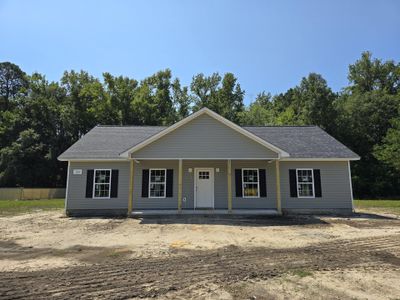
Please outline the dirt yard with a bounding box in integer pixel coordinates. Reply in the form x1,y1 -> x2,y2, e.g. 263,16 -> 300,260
1,210 -> 400,299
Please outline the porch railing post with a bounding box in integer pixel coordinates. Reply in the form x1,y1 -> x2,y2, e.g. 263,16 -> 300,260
178,159 -> 183,211
227,159 -> 232,211
275,160 -> 282,214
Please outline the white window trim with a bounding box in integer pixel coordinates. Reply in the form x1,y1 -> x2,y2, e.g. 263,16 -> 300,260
149,168 -> 167,199
296,168 -> 315,198
242,168 -> 260,198
93,169 -> 112,199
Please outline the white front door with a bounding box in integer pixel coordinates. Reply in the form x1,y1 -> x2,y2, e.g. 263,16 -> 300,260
195,168 -> 214,208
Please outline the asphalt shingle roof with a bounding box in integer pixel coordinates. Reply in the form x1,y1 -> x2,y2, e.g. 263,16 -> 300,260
58,125 -> 359,160
244,126 -> 358,159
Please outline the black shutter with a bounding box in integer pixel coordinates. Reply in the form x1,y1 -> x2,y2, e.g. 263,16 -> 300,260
166,169 -> 173,197
235,169 -> 242,197
259,169 -> 267,197
314,169 -> 322,197
110,170 -> 119,198
85,170 -> 94,198
289,169 -> 298,198
142,169 -> 149,198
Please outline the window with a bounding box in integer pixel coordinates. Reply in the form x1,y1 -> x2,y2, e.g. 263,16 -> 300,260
296,169 -> 315,198
198,171 -> 209,180
149,169 -> 166,198
93,169 -> 111,198
242,168 -> 259,198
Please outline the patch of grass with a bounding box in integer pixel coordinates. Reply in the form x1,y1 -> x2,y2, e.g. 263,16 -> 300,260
355,200 -> 400,216
290,269 -> 313,278
0,199 -> 64,216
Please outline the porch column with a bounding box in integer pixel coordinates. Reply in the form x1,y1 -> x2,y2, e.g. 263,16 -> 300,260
178,159 -> 183,211
275,160 -> 282,214
227,159 -> 232,211
128,159 -> 134,215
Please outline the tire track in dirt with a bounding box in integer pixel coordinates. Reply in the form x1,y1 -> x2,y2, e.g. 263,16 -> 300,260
1,234 -> 399,299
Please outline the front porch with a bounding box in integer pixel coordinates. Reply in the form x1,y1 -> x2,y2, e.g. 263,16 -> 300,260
127,159 -> 283,214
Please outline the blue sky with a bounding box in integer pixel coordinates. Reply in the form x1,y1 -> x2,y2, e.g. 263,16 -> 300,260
1,0 -> 399,104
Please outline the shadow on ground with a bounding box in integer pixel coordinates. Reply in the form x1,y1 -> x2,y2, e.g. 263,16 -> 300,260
137,215 -> 330,227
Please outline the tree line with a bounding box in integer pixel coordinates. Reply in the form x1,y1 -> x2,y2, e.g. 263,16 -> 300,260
0,52 -> 399,198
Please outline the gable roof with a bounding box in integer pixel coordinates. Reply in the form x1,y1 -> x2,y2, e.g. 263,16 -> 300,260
58,108 -> 359,161
119,108 -> 289,158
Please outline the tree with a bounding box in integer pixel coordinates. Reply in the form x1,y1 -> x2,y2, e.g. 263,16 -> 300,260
172,78 -> 191,120
191,72 -> 244,122
297,73 -> 337,132
0,62 -> 28,111
191,73 -> 221,112
217,73 -> 244,123
374,118 -> 400,171
270,74 -> 337,131
239,92 -> 275,125
103,73 -> 138,125
0,129 -> 48,187
348,51 -> 400,95
60,70 -> 104,139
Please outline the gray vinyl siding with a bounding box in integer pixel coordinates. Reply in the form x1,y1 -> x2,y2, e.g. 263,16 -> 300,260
133,160 -> 178,209
131,114 -> 279,159
231,161 -> 277,209
65,160 -> 353,213
181,160 -> 228,209
280,161 -> 352,209
66,161 -> 130,210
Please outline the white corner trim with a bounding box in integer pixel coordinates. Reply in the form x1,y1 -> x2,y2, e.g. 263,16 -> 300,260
348,161 -> 355,211
119,108 -> 289,158
65,161 -> 70,214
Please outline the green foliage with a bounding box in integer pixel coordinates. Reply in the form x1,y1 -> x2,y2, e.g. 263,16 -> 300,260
0,62 -> 28,111
374,118 -> 400,170
0,199 -> 64,216
239,92 -> 275,125
0,52 -> 399,198
348,51 -> 400,95
191,72 -> 244,122
354,199 -> 400,216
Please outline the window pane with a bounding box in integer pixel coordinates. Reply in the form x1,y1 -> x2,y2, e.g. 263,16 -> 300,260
94,183 -> 110,198
244,183 -> 259,197
95,170 -> 111,184
243,169 -> 258,183
150,183 -> 165,197
150,170 -> 165,183
199,171 -> 209,179
298,183 -> 313,197
297,170 -> 312,183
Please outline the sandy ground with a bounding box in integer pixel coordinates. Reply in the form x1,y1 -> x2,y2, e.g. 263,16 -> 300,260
0,210 -> 400,299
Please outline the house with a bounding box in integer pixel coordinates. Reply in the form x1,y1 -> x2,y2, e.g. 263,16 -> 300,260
58,108 -> 360,216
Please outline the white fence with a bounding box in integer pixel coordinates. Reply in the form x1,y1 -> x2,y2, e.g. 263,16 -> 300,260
0,188 -> 66,200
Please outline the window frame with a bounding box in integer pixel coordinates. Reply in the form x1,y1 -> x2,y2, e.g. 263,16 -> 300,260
93,169 -> 112,199
149,168 -> 167,199
296,168 -> 315,198
242,168 -> 260,198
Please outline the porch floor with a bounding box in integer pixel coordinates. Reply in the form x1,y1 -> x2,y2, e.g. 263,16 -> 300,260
131,209 -> 280,216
